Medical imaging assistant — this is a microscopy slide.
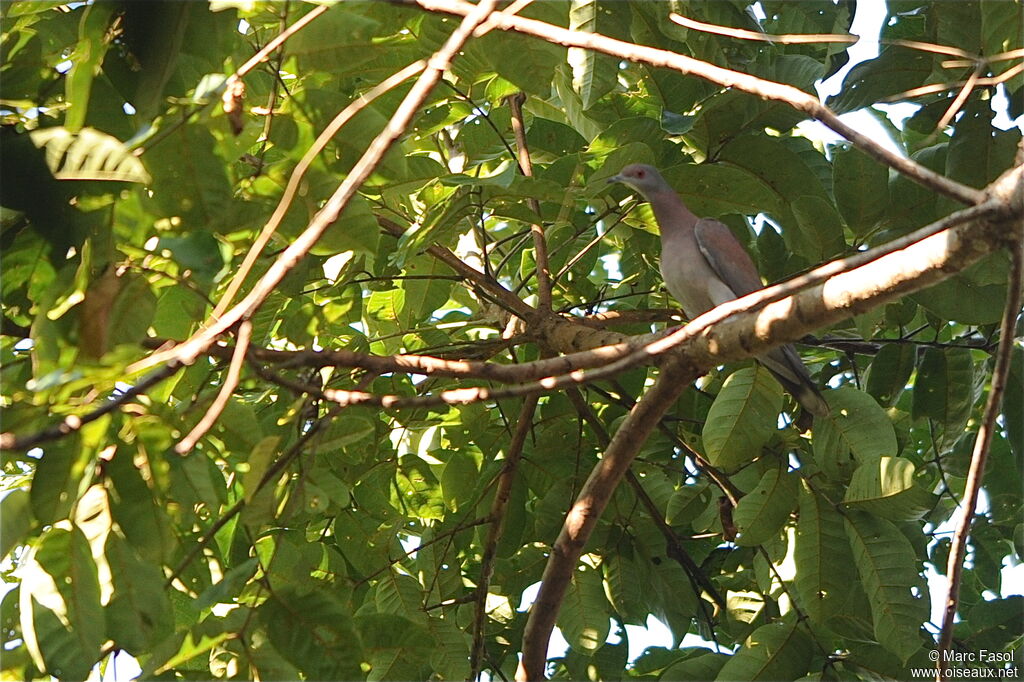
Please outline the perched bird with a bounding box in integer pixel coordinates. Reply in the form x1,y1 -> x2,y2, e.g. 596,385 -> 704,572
609,163 -> 829,419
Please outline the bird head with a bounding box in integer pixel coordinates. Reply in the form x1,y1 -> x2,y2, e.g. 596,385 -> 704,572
607,163 -> 667,197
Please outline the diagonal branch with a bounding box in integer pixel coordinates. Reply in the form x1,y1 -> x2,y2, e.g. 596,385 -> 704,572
210,60 -> 428,320
0,365 -> 181,451
470,395 -> 539,682
936,217 -> 1024,679
130,0 -> 501,375
413,0 -> 987,206
517,356 -> 694,681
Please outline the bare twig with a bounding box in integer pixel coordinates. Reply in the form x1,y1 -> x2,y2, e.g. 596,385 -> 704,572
469,395 -> 539,682
175,321 -> 252,454
880,63 -> 1024,103
936,224 -> 1024,679
669,12 -> 859,46
507,92 -> 552,310
669,11 -> 982,60
932,63 -> 984,135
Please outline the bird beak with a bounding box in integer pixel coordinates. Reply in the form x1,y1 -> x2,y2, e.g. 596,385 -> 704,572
607,174 -> 623,185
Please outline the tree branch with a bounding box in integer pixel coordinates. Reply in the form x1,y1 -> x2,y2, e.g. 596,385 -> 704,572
470,395 -> 539,682
517,356 -> 693,681
130,0 -> 501,374
414,0 -> 987,206
507,92 -> 553,311
0,365 -> 181,451
936,215 -> 1024,679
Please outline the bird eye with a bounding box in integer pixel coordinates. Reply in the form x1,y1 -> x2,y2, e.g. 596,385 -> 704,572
636,170 -> 645,178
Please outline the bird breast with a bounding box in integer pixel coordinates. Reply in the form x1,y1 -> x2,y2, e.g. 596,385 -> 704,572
659,229 -> 736,320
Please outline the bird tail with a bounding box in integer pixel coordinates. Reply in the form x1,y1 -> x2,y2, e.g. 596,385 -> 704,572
758,345 -> 830,420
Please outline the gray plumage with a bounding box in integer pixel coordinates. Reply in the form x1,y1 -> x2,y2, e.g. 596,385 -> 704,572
609,163 -> 829,419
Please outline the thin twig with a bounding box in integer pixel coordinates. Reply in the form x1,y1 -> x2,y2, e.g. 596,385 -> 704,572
880,63 -> 1024,103
0,365 -> 181,451
936,227 -> 1024,679
469,395 -> 539,682
175,321 -> 252,454
507,92 -> 552,311
932,63 -> 984,135
669,11 -> 981,60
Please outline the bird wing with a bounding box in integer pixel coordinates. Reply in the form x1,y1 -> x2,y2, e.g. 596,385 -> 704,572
693,218 -> 764,298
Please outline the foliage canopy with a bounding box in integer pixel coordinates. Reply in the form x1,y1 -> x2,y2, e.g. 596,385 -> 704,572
1,1 -> 1022,680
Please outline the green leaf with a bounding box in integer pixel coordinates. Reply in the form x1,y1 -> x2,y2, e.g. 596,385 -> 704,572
813,387 -> 898,480
1,489 -> 33,560
833,135 -> 890,234
30,435 -> 91,525
63,3 -> 115,132
866,343 -> 916,407
103,533 -> 174,654
105,445 -> 174,563
715,621 -> 812,681
703,366 -> 783,471
827,47 -> 932,114
310,192 -> 382,258
106,273 -> 157,348
732,466 -> 798,546
28,127 -> 150,183
155,231 -> 225,284
375,570 -> 426,624
426,615 -> 472,681
910,274 -> 1011,325
790,194 -> 847,260
912,348 -> 975,436
259,589 -> 364,680
567,0 -> 619,109
844,511 -> 928,663
20,526 -> 104,680
557,564 -> 610,654
152,286 -> 206,338
663,163 -> 783,218
602,548 -> 647,626
660,649 -> 730,681
843,456 -> 936,520
794,484 -> 856,624
141,124 -> 233,231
